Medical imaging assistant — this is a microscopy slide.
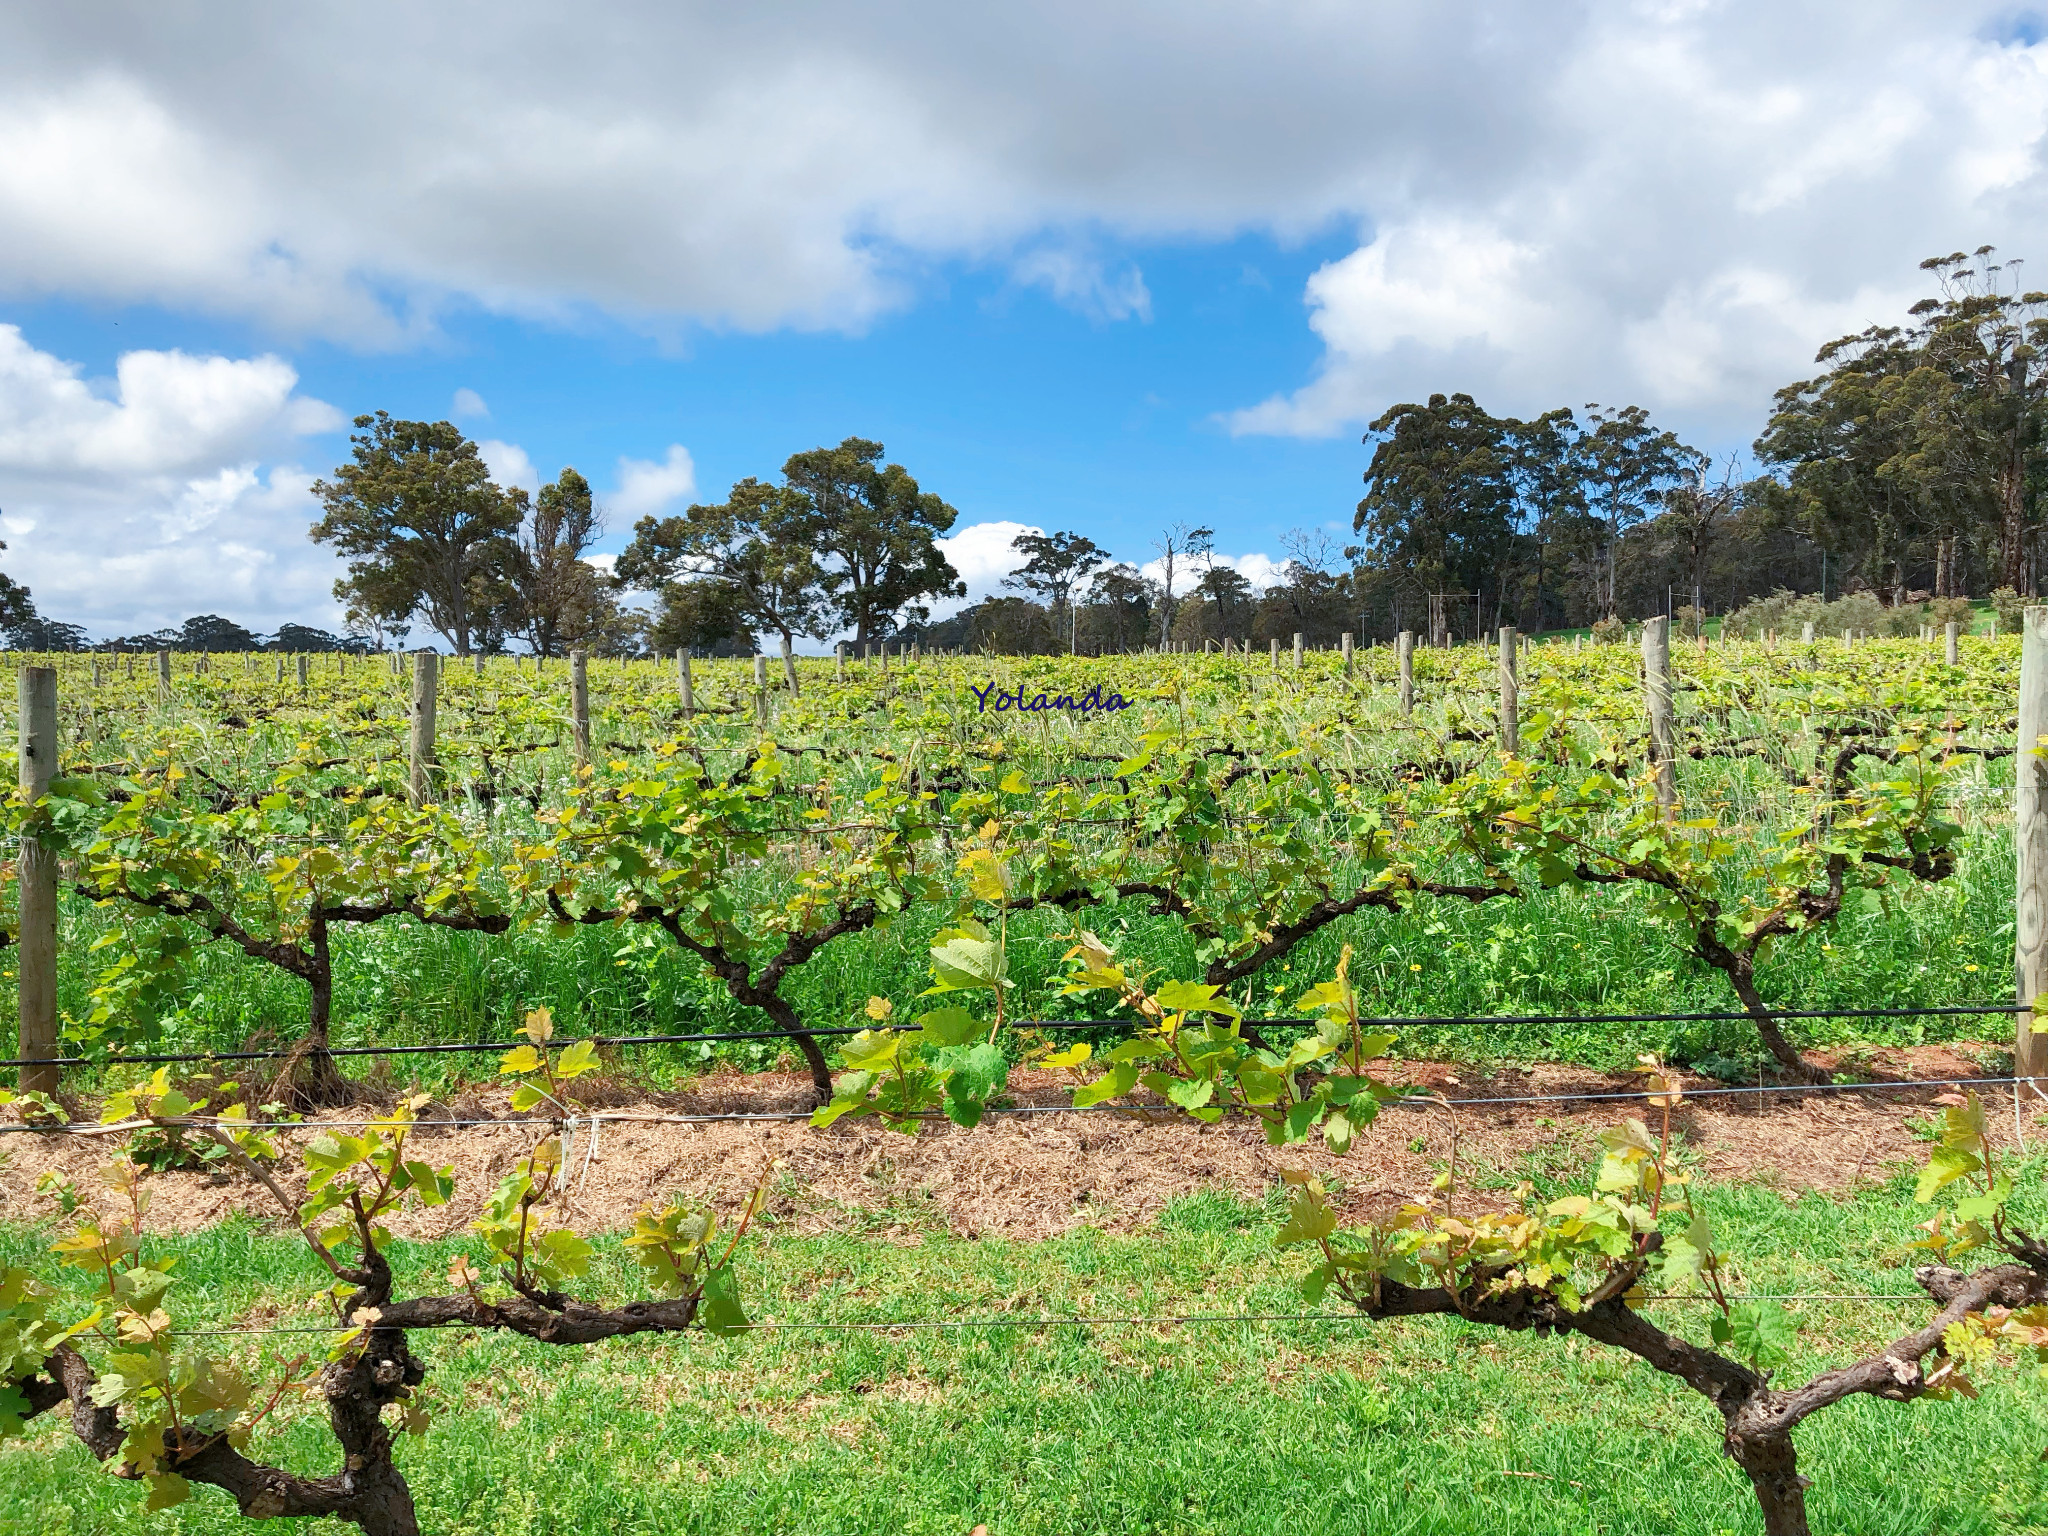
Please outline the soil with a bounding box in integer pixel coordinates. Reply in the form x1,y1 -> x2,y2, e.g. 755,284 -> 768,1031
0,1043 -> 2020,1243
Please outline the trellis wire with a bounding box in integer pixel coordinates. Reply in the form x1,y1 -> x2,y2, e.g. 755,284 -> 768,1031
0,1001 -> 2024,1072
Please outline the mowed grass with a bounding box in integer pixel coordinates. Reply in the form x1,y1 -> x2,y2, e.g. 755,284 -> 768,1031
6,1166 -> 2048,1535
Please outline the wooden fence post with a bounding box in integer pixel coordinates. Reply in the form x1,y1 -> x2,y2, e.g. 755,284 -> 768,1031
2015,606 -> 2048,1085
835,643 -> 846,682
409,651 -> 438,809
753,654 -> 769,727
1947,621 -> 1961,667
1642,615 -> 1676,819
1292,633 -> 1304,672
1498,625 -> 1519,755
17,665 -> 57,1092
1397,630 -> 1414,717
1342,632 -> 1354,678
156,648 -> 170,705
780,634 -> 800,696
677,649 -> 694,720
570,649 -> 590,766
296,654 -> 309,691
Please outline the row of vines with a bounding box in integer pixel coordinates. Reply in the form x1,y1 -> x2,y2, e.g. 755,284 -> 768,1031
0,632 -> 2036,1534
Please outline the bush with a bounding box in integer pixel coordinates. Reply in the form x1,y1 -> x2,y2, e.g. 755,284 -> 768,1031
1722,588 -> 1925,641
1925,596 -> 1977,632
1992,586 -> 2028,632
1590,616 -> 1628,645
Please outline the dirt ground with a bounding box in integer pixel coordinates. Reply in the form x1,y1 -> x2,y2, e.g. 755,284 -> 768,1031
0,1044 -> 2022,1242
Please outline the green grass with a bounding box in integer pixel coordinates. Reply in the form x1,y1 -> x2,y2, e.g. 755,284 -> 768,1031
7,1168 -> 2048,1534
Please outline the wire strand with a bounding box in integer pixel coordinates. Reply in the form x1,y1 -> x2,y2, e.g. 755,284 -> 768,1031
6,1073 -> 2030,1135
157,1295 -> 1936,1340
2,1002 -> 2023,1071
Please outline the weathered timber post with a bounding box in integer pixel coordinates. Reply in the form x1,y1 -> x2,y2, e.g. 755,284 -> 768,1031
1397,630 -> 1415,718
570,650 -> 590,766
1643,614 -> 1677,820
1498,625 -> 1519,755
17,666 -> 56,1093
2015,606 -> 2048,1086
409,651 -> 438,809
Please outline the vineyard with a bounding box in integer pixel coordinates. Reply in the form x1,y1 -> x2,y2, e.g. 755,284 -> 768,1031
2,627 -> 2047,1535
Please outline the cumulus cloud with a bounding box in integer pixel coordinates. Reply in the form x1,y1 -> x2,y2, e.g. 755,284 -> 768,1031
0,326 -> 342,633
476,439 -> 538,494
0,4 -> 1589,338
934,519 -> 1040,604
611,445 -> 697,518
1226,5 -> 2048,441
451,387 -> 489,419
1135,550 -> 1287,593
0,2 -> 2036,466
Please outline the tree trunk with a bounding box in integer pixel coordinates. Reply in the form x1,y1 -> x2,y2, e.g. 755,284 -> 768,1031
282,912 -> 355,1108
1725,967 -> 1829,1083
757,993 -> 833,1103
2002,458 -> 2027,591
1733,1435 -> 1810,1536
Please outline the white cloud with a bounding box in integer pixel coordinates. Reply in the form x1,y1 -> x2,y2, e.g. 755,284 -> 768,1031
451,387 -> 489,418
0,2 -> 2036,459
611,445 -> 697,518
0,327 -> 342,634
935,519 -> 1040,602
1136,550 -> 1287,593
1011,248 -> 1152,322
1225,5 -> 2048,442
476,439 -> 538,494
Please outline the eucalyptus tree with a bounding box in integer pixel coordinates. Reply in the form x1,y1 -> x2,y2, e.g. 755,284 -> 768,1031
783,437 -> 964,645
310,413 -> 522,656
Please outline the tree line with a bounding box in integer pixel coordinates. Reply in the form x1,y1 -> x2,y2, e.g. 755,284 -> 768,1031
7,245 -> 2040,656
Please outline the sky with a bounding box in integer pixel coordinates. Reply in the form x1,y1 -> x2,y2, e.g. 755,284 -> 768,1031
1,2 -> 2046,645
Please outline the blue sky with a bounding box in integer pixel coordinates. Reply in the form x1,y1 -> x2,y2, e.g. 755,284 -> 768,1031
6,228 -> 1363,582
0,2 -> 2043,643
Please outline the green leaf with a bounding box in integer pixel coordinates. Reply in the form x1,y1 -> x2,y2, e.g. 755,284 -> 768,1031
1274,1183 -> 1337,1247
555,1039 -> 599,1080
699,1264 -> 750,1336
1323,1109 -> 1355,1156
1915,1147 -> 1982,1203
1153,979 -> 1241,1020
837,1030 -> 903,1073
1072,1062 -> 1138,1108
509,1082 -> 548,1113
915,1007 -> 981,1048
930,936 -> 1004,991
145,1473 -> 191,1511
1724,1301 -> 1796,1370
1164,1078 -> 1214,1112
